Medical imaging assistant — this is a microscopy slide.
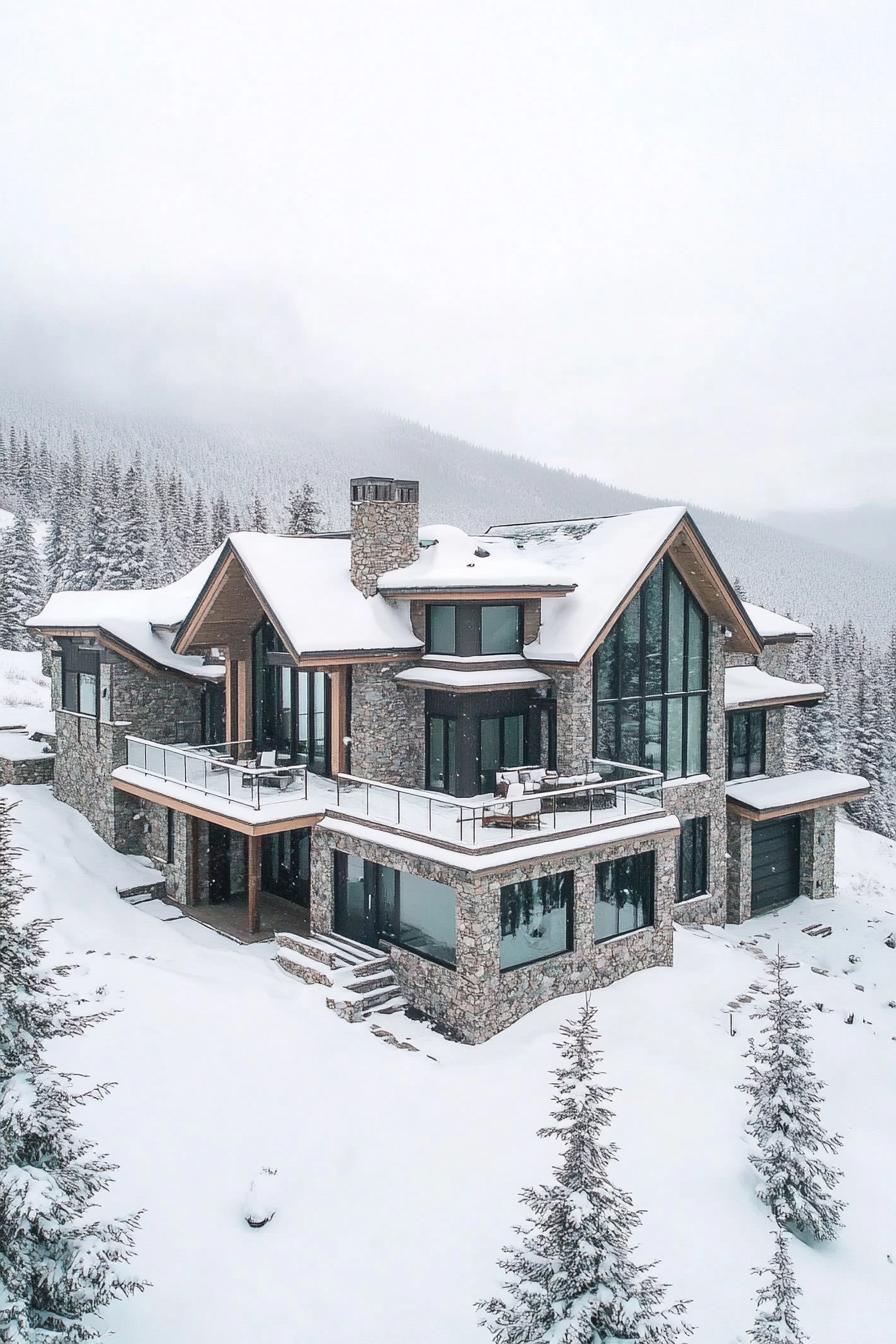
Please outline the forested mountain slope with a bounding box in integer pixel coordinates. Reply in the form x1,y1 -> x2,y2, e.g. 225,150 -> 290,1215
2,389 -> 893,636
761,504 -> 896,568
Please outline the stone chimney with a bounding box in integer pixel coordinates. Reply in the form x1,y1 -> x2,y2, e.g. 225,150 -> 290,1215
349,477 -> 420,597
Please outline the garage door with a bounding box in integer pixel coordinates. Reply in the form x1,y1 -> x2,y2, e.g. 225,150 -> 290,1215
751,817 -> 801,913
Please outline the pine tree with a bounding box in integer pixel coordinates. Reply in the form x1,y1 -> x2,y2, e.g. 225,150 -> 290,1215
248,495 -> 269,532
739,953 -> 845,1241
478,1000 -> 691,1342
190,488 -> 209,564
747,1227 -> 807,1344
285,481 -> 323,534
209,493 -> 231,547
2,513 -> 44,650
117,462 -> 152,587
0,798 -> 146,1339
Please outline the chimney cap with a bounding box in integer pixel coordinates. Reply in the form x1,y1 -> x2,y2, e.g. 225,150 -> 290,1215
350,477 -> 419,503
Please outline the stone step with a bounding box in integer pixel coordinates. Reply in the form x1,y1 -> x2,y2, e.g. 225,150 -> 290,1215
317,931 -> 384,964
275,947 -> 334,988
116,878 -> 168,901
345,972 -> 396,995
326,985 -> 405,1022
350,956 -> 392,978
274,931 -> 353,970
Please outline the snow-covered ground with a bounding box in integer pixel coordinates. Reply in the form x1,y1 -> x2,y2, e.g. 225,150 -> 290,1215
0,648 -> 53,735
4,781 -> 894,1342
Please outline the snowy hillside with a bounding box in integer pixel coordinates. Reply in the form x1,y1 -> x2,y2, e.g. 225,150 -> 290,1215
2,389 -> 895,636
3,779 -> 894,1343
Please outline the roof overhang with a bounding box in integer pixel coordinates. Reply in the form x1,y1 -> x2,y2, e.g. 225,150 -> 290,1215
724,667 -> 826,712
726,771 -> 870,822
376,585 -> 575,600
112,774 -> 324,836
31,626 -> 220,684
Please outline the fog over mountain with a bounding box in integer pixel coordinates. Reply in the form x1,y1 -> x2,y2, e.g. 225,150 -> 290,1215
3,388 -> 893,640
761,505 -> 896,569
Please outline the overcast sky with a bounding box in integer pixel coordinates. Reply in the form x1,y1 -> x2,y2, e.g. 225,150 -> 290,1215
2,1 -> 895,513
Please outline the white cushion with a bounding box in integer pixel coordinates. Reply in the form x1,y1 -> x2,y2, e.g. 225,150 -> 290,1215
258,751 -> 277,769
505,782 -> 525,800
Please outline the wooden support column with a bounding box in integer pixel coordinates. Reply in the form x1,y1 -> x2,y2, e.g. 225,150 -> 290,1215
330,666 -> 347,776
233,639 -> 252,747
246,832 -> 261,935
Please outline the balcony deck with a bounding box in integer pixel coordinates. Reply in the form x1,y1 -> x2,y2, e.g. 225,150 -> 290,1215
113,737 -> 667,853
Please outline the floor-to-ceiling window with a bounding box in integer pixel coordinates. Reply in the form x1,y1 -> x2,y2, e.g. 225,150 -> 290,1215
425,690 -> 538,796
262,830 -> 310,905
427,714 -> 457,792
479,712 -> 525,792
593,559 -> 708,780
252,619 -> 331,774
333,852 -> 456,965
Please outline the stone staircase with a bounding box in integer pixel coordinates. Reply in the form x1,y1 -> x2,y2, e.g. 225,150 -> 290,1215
274,930 -> 406,1022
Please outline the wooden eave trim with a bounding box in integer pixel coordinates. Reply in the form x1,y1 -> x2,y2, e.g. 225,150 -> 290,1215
31,625 -> 207,684
394,676 -> 547,694
726,786 -> 871,822
758,632 -> 814,644
112,776 -> 324,835
377,586 -> 575,600
173,545 -> 238,653
292,648 -> 422,667
725,693 -> 825,712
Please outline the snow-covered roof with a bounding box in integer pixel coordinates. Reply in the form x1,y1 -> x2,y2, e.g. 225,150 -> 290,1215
485,507 -> 689,663
742,602 -> 814,641
726,769 -> 869,817
28,551 -> 225,680
394,664 -> 550,692
724,666 -> 825,711
378,525 -> 573,593
225,534 -> 420,657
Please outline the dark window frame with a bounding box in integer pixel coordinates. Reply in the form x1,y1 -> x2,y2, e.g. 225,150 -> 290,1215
677,815 -> 709,902
59,640 -> 101,721
334,852 -> 457,969
594,851 -> 656,943
499,870 -> 575,972
592,558 -> 708,780
727,709 -> 766,781
426,711 -> 457,792
166,808 -> 176,865
251,618 -> 331,775
424,602 -> 524,657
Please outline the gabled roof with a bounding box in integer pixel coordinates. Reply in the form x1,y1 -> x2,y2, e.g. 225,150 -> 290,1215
27,551 -> 225,681
378,525 -> 576,597
486,507 -> 761,663
742,602 -> 814,642
725,666 -> 825,711
175,534 -> 421,663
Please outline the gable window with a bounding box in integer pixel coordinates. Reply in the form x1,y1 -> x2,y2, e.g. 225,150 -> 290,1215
252,619 -> 330,774
425,603 -> 523,657
593,559 -> 708,780
594,852 -> 655,942
60,640 -> 100,718
678,816 -> 709,901
727,709 -> 765,780
500,871 -> 574,969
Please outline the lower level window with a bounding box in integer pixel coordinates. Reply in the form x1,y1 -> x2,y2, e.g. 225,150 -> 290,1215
595,852 -> 655,942
500,871 -> 574,970
333,853 -> 456,968
678,816 -> 709,901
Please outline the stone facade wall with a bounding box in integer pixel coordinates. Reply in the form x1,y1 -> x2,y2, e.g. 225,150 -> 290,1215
726,813 -> 752,923
764,707 -> 787,776
311,823 -> 677,1043
350,499 -> 420,596
0,752 -> 55,786
349,662 -> 425,787
551,661 -> 593,776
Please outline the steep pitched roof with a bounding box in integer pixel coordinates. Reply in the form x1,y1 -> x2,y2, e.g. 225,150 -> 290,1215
27,551 -> 224,681
175,534 -> 421,662
487,507 -> 761,663
378,525 -> 575,596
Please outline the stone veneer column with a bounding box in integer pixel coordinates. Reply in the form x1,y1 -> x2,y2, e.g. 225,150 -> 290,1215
350,496 -> 420,596
552,660 -> 593,776
725,814 -> 752,922
800,807 -> 836,899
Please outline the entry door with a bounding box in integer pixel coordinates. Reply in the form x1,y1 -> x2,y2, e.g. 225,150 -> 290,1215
334,853 -> 378,947
208,824 -> 231,905
751,817 -> 801,912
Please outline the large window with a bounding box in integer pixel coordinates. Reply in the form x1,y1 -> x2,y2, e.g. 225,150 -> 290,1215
500,871 -> 574,970
593,559 -> 708,780
425,603 -> 523,657
427,714 -> 457,792
60,640 -> 100,717
333,853 -> 456,967
252,619 -> 330,774
727,709 -> 766,780
263,830 -> 311,906
479,712 -> 525,792
678,816 -> 709,902
594,852 -> 655,942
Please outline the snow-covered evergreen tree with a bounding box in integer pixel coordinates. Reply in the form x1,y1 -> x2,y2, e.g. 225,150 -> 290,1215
0,798 -> 145,1339
1,513 -> 44,650
739,953 -> 845,1241
478,1000 -> 691,1342
747,1227 -> 807,1344
285,481 -> 323,534
117,463 -> 152,587
248,494 -> 270,532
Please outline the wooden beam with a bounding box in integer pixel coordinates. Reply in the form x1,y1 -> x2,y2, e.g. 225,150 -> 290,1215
246,832 -> 260,934
329,667 -> 347,776
726,786 -> 871,822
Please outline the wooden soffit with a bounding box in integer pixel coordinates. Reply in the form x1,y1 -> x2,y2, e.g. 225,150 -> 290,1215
112,775 -> 324,836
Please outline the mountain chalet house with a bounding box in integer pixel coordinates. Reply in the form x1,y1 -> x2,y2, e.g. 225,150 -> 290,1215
28,478 -> 869,1043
